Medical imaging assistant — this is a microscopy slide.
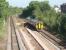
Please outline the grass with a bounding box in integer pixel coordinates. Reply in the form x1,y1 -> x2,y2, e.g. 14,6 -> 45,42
0,18 -> 6,39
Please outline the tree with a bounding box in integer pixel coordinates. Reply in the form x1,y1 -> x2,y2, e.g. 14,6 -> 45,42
20,1 -> 66,35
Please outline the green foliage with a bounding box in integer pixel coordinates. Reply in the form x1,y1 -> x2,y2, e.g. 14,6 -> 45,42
0,0 -> 22,38
7,7 -> 22,16
20,1 -> 66,35
59,14 -> 66,33
21,7 -> 33,18
0,0 -> 8,37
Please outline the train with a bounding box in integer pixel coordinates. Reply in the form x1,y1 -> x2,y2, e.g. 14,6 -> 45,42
24,18 -> 45,31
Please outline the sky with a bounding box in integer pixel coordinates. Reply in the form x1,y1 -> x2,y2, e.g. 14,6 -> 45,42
6,0 -> 66,8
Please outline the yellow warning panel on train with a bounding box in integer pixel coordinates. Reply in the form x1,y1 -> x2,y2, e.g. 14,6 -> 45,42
35,22 -> 44,30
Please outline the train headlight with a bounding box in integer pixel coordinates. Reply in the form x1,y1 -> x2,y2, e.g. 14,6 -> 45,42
35,22 -> 45,30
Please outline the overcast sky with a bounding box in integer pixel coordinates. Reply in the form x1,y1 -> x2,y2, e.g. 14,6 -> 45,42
6,0 -> 66,8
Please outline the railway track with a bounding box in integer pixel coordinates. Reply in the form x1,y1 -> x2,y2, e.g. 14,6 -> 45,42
20,18 -> 65,49
6,17 -> 26,50
20,19 -> 62,45
21,18 -> 66,49
38,31 -> 61,47
16,17 -> 63,50
26,28 -> 61,50
14,17 -> 44,50
6,16 -> 44,50
6,16 -> 65,50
